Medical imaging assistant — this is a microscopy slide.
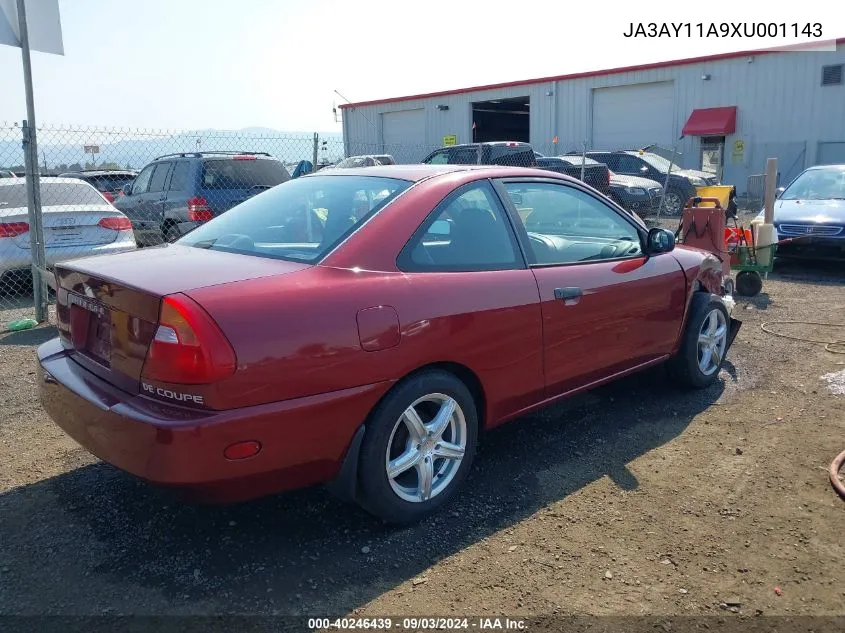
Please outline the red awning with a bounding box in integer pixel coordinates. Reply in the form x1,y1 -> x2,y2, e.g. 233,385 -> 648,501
682,106 -> 737,136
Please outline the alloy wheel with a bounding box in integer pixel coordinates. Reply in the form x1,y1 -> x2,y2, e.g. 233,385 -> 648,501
697,309 -> 728,375
385,393 -> 467,503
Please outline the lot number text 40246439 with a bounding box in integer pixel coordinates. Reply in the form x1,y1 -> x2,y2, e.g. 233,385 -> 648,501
623,23 -> 823,38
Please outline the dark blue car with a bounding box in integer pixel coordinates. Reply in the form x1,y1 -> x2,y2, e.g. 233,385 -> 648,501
114,152 -> 290,246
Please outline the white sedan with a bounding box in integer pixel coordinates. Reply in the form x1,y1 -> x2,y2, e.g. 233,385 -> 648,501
0,177 -> 137,282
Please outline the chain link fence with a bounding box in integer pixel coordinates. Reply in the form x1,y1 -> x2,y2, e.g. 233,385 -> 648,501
2,124 -> 750,327
0,122 -> 348,325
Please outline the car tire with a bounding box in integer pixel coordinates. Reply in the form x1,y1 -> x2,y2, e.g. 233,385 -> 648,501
667,293 -> 730,389
163,222 -> 181,243
357,369 -> 479,524
662,188 -> 685,216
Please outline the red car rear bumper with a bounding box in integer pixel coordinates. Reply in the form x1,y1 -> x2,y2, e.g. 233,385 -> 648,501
37,338 -> 390,503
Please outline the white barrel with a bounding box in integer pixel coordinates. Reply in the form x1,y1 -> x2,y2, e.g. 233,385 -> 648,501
755,223 -> 777,267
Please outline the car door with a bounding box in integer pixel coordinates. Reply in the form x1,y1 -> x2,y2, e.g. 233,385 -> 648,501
146,161 -> 173,227
160,160 -> 192,232
396,179 -> 544,424
495,178 -> 687,398
115,164 -> 155,239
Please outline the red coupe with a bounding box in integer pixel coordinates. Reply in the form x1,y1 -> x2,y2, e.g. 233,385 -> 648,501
38,165 -> 737,523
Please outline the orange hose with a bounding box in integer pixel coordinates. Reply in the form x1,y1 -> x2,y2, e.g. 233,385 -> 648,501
830,449 -> 845,500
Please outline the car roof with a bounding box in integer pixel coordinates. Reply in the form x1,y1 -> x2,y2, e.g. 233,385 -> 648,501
311,164 -> 576,183
806,164 -> 845,171
60,170 -> 137,177
0,176 -> 95,187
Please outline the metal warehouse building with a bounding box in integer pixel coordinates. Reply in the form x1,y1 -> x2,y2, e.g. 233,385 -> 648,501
340,40 -> 845,192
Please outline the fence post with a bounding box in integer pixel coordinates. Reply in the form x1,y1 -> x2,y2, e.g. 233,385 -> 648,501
21,120 -> 47,322
763,158 -> 777,225
580,141 -> 587,182
312,133 -> 319,173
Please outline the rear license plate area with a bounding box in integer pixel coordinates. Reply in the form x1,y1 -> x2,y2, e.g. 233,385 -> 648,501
68,294 -> 112,366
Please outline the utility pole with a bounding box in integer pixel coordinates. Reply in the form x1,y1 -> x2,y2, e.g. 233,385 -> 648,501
17,0 -> 48,322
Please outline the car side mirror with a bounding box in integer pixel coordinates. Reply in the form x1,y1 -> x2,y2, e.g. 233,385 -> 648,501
646,227 -> 675,254
775,187 -> 786,199
122,183 -> 132,196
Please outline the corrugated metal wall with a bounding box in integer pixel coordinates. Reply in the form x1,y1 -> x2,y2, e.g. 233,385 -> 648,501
342,44 -> 845,191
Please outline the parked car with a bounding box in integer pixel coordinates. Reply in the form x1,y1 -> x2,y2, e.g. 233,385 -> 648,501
583,150 -> 717,215
607,171 -> 665,217
422,142 -> 536,168
0,177 -> 136,285
0,171 -> 16,179
757,164 -> 845,259
59,169 -> 138,204
333,155 -> 396,168
535,156 -> 610,195
114,151 -> 290,246
38,164 -> 735,523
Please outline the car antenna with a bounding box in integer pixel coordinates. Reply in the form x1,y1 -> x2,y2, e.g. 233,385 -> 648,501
334,90 -> 378,134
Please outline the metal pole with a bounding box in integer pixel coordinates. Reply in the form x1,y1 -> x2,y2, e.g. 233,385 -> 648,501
17,0 -> 47,322
656,141 -> 680,220
580,140 -> 587,182
312,132 -> 319,172
763,157 -> 777,225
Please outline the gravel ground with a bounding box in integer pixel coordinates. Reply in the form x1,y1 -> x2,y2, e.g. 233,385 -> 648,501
1,255 -> 844,621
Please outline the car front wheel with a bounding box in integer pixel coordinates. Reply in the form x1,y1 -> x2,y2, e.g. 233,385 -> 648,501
357,370 -> 478,523
667,293 -> 730,389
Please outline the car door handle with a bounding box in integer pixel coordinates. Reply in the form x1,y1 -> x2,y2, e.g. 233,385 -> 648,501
554,287 -> 583,301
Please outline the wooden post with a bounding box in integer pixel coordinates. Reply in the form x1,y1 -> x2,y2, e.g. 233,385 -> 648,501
763,157 -> 777,224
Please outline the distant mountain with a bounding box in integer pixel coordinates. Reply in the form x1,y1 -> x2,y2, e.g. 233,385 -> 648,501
0,127 -> 344,171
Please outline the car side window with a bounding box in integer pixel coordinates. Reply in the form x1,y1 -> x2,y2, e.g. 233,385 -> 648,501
617,155 -> 647,174
148,162 -> 172,193
503,182 -> 643,265
424,150 -> 450,165
450,148 -> 478,164
168,162 -> 191,192
398,181 -> 520,272
131,165 -> 155,195
597,154 -> 618,171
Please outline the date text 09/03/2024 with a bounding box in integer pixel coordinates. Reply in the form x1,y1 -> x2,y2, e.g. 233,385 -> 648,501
623,22 -> 823,38
308,617 -> 527,630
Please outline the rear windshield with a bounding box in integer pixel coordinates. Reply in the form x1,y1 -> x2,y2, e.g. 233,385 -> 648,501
200,158 -> 290,190
88,174 -> 136,192
0,181 -> 106,207
178,175 -> 412,263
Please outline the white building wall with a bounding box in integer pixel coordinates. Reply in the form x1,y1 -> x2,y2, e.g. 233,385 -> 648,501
342,44 -> 845,191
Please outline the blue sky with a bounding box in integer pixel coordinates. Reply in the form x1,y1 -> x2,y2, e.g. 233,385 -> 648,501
0,0 -> 841,132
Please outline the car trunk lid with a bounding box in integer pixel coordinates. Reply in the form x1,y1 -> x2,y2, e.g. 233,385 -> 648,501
54,244 -> 309,394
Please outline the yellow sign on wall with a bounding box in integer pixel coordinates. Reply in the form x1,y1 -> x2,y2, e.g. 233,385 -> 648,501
731,138 -> 746,165
443,135 -> 458,146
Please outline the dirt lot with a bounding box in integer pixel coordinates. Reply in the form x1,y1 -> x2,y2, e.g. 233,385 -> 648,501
1,258 -> 844,622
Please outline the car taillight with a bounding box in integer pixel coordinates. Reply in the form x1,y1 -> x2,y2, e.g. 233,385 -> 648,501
187,196 -> 213,222
97,217 -> 132,231
141,294 -> 236,385
102,191 -> 115,203
0,222 -> 29,238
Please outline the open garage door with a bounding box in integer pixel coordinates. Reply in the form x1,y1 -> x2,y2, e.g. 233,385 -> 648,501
471,97 -> 530,143
382,109 -> 426,164
592,82 -> 675,150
